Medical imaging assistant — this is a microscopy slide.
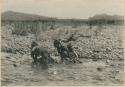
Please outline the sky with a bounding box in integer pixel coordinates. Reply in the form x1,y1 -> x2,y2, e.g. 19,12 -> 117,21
2,0 -> 124,19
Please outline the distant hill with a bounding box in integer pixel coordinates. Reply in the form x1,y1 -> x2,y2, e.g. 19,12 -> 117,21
1,11 -> 55,21
88,14 -> 124,21
1,11 -> 124,22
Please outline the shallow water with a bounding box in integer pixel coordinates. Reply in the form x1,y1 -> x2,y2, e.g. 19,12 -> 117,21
1,52 -> 124,86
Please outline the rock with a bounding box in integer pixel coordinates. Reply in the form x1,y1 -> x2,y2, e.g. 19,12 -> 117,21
13,64 -> 17,67
97,67 -> 103,72
106,59 -> 110,63
53,71 -> 57,75
92,58 -> 98,61
6,56 -> 11,59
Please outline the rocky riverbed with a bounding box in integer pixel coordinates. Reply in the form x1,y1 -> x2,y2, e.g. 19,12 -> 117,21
1,25 -> 124,86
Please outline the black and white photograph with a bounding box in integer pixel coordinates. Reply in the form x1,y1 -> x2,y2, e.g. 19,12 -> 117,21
1,0 -> 124,86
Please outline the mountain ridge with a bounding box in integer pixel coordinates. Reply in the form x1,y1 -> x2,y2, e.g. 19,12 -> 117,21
1,11 -> 124,21
1,11 -> 55,21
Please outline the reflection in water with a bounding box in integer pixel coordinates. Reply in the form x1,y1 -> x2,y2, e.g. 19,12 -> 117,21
30,62 -> 57,77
